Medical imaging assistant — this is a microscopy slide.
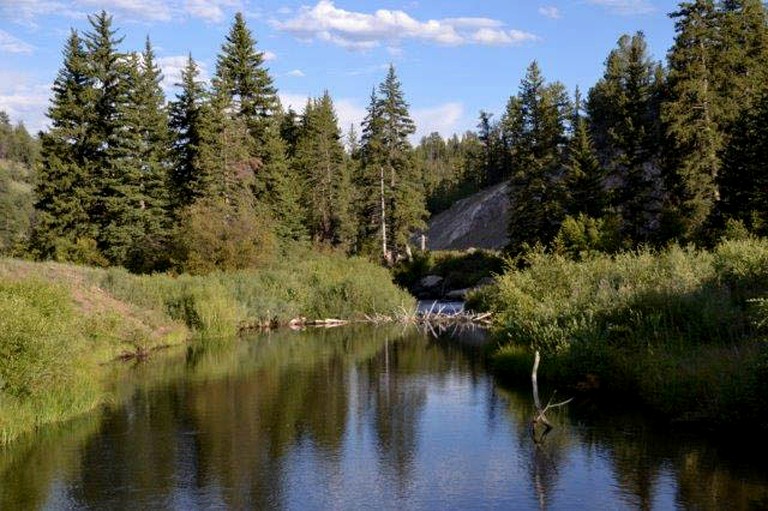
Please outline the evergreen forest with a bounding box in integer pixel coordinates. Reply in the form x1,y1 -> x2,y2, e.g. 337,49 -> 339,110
1,2 -> 768,269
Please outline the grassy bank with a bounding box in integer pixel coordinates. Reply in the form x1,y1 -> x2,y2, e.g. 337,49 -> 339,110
0,250 -> 413,444
472,239 -> 768,429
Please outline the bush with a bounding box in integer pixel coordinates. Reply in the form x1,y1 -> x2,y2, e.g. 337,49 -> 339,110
173,191 -> 278,275
485,239 -> 768,427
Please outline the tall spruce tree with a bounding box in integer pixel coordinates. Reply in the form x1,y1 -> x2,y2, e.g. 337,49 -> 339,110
122,37 -> 172,271
213,11 -> 278,152
32,29 -> 97,259
588,32 -> 665,244
169,54 -> 211,208
662,1 -> 721,241
565,88 -> 607,220
717,0 -> 768,227
504,61 -> 570,254
295,92 -> 355,247
721,89 -> 768,233
359,66 -> 426,262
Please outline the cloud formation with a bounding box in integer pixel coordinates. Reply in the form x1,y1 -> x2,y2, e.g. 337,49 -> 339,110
0,74 -> 51,132
412,102 -> 464,141
0,30 -> 34,54
2,0 -> 243,25
538,6 -> 562,19
587,0 -> 655,15
156,55 -> 210,94
273,1 -> 538,50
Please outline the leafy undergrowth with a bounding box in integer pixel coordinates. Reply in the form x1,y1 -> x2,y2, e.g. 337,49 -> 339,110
477,239 -> 768,429
0,250 -> 412,444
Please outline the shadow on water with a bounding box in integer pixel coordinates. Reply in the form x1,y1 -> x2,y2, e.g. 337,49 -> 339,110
1,324 -> 768,510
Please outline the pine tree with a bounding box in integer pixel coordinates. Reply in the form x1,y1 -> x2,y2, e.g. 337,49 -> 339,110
359,66 -> 426,262
213,12 -> 278,152
169,54 -> 211,208
31,29 -> 98,260
295,92 -> 355,247
123,37 -> 172,271
720,90 -> 768,233
717,0 -> 768,226
97,50 -> 148,266
565,88 -> 607,219
505,61 -> 570,254
662,1 -> 721,241
256,122 -> 307,240
587,32 -> 665,244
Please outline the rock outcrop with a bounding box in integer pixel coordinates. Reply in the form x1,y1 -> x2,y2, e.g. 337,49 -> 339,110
422,181 -> 509,251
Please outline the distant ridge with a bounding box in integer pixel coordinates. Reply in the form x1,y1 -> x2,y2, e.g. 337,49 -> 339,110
423,181 -> 509,251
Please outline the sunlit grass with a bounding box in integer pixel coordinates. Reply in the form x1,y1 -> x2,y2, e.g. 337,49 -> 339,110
482,239 -> 768,427
0,249 -> 413,444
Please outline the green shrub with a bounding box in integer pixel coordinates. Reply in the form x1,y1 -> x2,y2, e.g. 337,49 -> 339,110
486,239 -> 768,427
173,191 -> 278,275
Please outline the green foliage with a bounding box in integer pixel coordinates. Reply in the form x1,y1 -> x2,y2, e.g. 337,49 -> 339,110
213,11 -> 278,150
0,159 -> 34,255
358,65 -> 427,262
505,61 -> 571,255
553,214 -> 622,259
393,249 -> 506,296
587,32 -> 665,244
294,92 -> 356,248
485,239 -> 768,426
0,112 -> 39,167
173,190 -> 278,275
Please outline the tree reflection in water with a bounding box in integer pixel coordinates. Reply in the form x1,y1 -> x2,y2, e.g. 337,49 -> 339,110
1,325 -> 768,510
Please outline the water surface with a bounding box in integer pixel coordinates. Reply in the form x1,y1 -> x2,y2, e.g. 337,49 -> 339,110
2,325 -> 767,510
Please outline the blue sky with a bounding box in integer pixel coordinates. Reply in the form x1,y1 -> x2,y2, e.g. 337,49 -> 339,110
0,0 -> 678,140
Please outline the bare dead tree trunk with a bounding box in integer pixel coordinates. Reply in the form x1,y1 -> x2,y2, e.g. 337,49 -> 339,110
380,165 -> 389,265
530,350 -> 572,445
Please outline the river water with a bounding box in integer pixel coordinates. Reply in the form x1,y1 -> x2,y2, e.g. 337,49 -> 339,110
2,325 -> 767,510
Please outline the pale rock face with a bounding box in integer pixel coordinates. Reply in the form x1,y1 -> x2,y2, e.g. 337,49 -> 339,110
422,181 -> 510,251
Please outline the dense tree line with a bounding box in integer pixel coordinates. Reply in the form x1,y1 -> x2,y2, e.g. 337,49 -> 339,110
415,0 -> 768,256
8,2 -> 768,270
28,11 -> 425,271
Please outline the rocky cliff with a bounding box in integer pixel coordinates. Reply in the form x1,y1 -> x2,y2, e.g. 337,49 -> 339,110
422,181 -> 509,251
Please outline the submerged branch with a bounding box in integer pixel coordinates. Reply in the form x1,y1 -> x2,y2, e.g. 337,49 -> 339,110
530,350 -> 571,445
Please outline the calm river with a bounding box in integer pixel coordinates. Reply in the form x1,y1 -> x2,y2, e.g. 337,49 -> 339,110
2,325 -> 767,510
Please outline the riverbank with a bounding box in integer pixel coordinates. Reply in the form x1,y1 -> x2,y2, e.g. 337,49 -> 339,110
0,250 -> 413,445
471,239 -> 768,430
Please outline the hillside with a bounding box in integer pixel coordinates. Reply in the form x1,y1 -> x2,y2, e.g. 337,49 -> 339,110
423,181 -> 510,251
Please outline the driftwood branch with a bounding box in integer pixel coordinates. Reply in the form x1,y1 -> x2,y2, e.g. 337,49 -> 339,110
530,350 -> 572,445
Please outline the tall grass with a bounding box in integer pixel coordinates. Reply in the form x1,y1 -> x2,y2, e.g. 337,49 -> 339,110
0,250 -> 412,444
480,240 -> 768,428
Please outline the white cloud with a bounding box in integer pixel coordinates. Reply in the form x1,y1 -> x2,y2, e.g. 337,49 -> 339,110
78,0 -> 173,21
184,0 -> 225,22
183,0 -> 244,23
279,92 -> 312,112
538,6 -> 561,19
0,75 -> 51,133
471,28 -> 538,46
3,0 -> 244,25
287,69 -> 305,78
412,102 -> 464,141
262,50 -> 277,61
273,0 -> 538,50
333,97 -> 366,135
0,30 -> 34,54
156,55 -> 210,94
587,0 -> 655,15
1,1 -> 83,28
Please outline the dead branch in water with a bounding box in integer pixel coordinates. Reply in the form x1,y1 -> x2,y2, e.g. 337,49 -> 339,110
530,350 -> 573,444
